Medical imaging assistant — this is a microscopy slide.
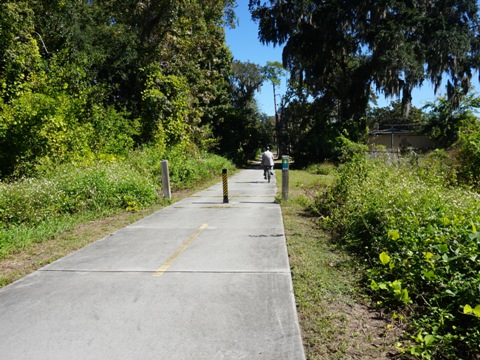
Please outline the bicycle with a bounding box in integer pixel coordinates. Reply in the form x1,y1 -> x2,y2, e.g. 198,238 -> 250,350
265,165 -> 273,183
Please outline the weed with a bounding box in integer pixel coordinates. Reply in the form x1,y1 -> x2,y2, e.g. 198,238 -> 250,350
317,155 -> 480,359
280,168 -> 400,359
0,149 -> 234,261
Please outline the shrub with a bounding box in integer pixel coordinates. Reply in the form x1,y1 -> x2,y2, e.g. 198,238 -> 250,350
454,118 -> 480,185
416,149 -> 458,187
0,161 -> 158,227
316,156 -> 480,359
306,163 -> 336,176
0,92 -> 139,178
166,147 -> 234,188
0,149 -> 233,259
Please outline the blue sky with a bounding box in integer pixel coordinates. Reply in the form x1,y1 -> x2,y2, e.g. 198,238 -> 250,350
225,2 -> 478,116
225,2 -> 287,117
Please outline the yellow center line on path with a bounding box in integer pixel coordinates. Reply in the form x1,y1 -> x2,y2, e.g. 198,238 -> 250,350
154,223 -> 208,278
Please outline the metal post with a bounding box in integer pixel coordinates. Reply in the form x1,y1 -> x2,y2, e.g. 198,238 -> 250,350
161,160 -> 171,200
282,156 -> 289,201
222,168 -> 229,203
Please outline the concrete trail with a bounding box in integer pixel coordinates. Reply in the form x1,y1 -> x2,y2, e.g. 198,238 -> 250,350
0,169 -> 305,360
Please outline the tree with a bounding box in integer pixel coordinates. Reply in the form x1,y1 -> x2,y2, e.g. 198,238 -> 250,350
249,0 -> 480,139
231,60 -> 265,106
29,0 -> 236,136
263,61 -> 286,156
0,1 -> 43,101
424,90 -> 480,148
216,59 -> 266,164
0,0 -> 239,177
280,96 -> 344,166
366,100 -> 426,128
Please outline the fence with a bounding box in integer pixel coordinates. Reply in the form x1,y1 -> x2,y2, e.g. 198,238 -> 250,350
367,148 -> 425,166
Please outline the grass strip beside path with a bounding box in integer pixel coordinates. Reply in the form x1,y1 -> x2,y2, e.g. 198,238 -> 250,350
0,176 -> 224,288
278,168 -> 402,359
2,166 -> 403,359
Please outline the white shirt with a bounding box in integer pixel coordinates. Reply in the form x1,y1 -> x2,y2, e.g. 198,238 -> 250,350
261,150 -> 275,166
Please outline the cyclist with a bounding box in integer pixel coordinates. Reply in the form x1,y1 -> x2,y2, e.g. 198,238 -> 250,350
261,147 -> 275,180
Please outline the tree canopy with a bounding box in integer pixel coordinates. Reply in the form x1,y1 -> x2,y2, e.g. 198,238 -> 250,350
0,0 -> 253,177
214,59 -> 272,164
249,0 -> 480,162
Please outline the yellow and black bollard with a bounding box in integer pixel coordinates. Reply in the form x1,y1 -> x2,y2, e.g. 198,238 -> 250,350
222,168 -> 229,203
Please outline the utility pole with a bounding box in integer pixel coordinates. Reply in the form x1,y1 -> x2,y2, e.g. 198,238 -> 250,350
263,61 -> 286,159
273,83 -> 280,158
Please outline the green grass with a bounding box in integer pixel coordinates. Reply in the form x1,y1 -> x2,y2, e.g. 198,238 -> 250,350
278,167 -> 400,359
0,150 -> 234,287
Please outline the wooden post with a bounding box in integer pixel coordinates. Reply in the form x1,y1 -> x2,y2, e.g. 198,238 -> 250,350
161,160 -> 171,200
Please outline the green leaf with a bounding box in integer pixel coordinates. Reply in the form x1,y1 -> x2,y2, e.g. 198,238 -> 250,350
445,289 -> 455,296
410,346 -> 422,356
422,270 -> 436,280
438,244 -> 449,253
388,229 -> 400,240
390,280 -> 402,292
379,251 -> 391,265
400,289 -> 411,304
424,334 -> 435,346
464,304 -> 473,314
474,305 -> 480,317
416,332 -> 424,342
423,251 -> 434,261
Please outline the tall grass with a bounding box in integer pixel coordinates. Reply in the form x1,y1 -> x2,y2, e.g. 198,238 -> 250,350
316,154 -> 480,359
0,146 -> 234,259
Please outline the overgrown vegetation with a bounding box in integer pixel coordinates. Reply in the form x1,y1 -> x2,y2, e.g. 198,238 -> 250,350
0,0 -> 276,179
0,147 -> 234,263
280,165 -> 401,359
315,140 -> 480,358
2,3 -> 480,357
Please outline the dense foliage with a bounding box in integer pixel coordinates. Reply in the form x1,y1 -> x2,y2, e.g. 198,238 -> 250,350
216,59 -> 272,163
279,97 -> 345,166
0,0 -> 273,177
366,100 -> 426,127
451,116 -> 480,185
249,0 -> 480,163
316,147 -> 480,359
423,93 -> 480,148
